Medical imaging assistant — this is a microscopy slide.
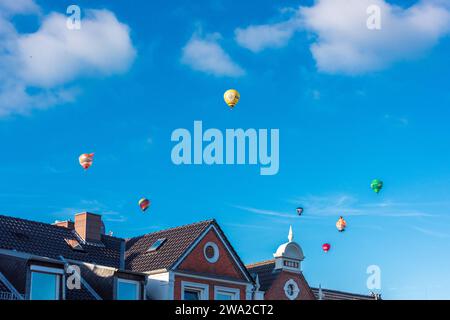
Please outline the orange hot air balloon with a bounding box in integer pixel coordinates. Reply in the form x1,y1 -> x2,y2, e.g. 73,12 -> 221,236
139,198 -> 150,212
79,153 -> 94,170
322,243 -> 331,253
336,216 -> 347,232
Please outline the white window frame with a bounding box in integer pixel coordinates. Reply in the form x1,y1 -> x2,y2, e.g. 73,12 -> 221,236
214,286 -> 240,300
181,281 -> 209,300
29,266 -> 63,300
117,278 -> 141,300
203,242 -> 220,264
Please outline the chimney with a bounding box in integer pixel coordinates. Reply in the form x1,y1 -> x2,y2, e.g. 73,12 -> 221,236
53,220 -> 75,230
74,212 -> 103,242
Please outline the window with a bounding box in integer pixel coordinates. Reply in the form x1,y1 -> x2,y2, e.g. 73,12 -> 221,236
147,238 -> 167,252
181,281 -> 209,300
184,289 -> 202,301
214,286 -> 240,300
64,238 -> 85,252
283,260 -> 299,268
203,242 -> 219,263
30,266 -> 63,300
117,279 -> 140,300
283,279 -> 300,300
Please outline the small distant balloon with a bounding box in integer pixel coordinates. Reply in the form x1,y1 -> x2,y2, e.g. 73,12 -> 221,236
370,179 -> 383,194
224,89 -> 240,109
79,153 -> 94,170
139,198 -> 150,212
336,216 -> 347,232
296,207 -> 303,216
322,243 -> 331,253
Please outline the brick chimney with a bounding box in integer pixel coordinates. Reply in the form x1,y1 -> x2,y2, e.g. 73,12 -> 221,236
74,212 -> 103,242
53,220 -> 75,230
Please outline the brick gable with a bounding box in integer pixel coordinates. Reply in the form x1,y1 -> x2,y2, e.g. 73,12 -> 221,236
177,228 -> 246,281
264,270 -> 315,300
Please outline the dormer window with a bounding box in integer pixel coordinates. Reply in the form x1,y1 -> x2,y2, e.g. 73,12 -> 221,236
29,265 -> 63,300
64,238 -> 85,252
117,279 -> 141,300
147,238 -> 166,252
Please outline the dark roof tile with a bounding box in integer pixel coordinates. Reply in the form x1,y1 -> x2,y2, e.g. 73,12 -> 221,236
246,260 -> 281,292
125,220 -> 213,272
0,214 -> 123,268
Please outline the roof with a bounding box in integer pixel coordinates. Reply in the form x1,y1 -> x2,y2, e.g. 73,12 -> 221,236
125,220 -> 253,282
311,287 -> 376,300
246,260 -> 281,291
125,220 -> 214,272
0,214 -> 123,268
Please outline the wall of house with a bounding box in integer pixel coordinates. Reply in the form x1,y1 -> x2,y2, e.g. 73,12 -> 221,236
264,271 -> 316,300
177,229 -> 246,280
173,274 -> 248,300
146,272 -> 173,300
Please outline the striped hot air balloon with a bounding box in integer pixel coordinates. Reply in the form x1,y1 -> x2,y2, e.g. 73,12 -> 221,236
336,216 -> 347,232
224,89 -> 240,109
139,198 -> 150,212
79,153 -> 94,170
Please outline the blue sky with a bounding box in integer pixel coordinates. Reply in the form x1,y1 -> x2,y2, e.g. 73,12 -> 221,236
1,0 -> 450,299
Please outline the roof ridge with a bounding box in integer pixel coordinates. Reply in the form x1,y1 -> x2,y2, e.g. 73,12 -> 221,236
125,219 -> 216,241
0,214 -> 66,231
0,214 -> 124,241
246,259 -> 275,268
311,287 -> 372,297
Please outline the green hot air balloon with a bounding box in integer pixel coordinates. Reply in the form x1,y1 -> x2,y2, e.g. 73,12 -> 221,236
370,179 -> 383,194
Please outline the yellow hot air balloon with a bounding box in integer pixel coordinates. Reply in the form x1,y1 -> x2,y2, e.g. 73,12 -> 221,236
224,89 -> 240,109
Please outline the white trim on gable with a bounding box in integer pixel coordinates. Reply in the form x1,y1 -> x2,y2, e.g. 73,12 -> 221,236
171,224 -> 252,282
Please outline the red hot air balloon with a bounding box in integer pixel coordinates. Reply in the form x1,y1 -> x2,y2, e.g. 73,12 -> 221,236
79,153 -> 94,170
322,243 -> 331,253
139,198 -> 150,212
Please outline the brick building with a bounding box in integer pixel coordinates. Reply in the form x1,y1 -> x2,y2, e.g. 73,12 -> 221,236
0,212 -> 375,300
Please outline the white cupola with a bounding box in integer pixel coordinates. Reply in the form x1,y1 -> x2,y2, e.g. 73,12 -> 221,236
273,226 -> 304,273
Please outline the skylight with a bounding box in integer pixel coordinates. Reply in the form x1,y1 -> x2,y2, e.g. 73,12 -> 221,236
65,238 -> 85,252
147,238 -> 166,252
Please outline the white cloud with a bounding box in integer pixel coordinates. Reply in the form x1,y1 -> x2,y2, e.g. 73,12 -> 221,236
301,0 -> 450,74
234,194 -> 435,220
0,2 -> 136,117
412,226 -> 450,238
384,114 -> 409,126
235,19 -> 300,52
235,0 -> 450,74
231,205 -> 295,219
181,32 -> 244,77
54,199 -> 128,223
